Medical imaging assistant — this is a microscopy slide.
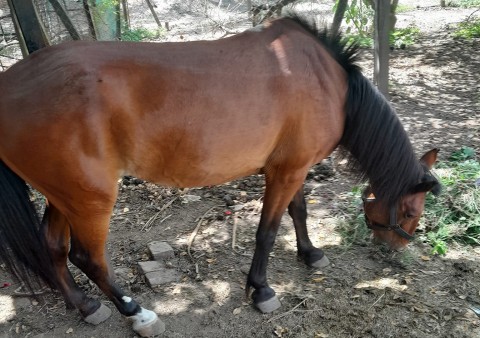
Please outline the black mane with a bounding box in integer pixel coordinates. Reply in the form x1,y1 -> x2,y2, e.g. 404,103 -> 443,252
285,14 -> 425,206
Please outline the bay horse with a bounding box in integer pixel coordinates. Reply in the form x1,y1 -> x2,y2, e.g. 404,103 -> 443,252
0,14 -> 439,336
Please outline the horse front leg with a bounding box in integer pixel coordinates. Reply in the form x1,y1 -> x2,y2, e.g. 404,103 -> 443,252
246,172 -> 307,313
288,188 -> 330,268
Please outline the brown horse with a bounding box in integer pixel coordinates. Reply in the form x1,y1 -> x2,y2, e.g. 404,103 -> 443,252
0,14 -> 439,336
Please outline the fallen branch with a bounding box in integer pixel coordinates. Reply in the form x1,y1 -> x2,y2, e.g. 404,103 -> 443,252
187,205 -> 221,261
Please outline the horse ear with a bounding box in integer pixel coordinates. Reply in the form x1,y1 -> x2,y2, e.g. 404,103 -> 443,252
420,148 -> 439,169
411,179 -> 441,196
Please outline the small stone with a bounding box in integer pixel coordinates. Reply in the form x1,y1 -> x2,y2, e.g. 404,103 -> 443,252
148,241 -> 175,260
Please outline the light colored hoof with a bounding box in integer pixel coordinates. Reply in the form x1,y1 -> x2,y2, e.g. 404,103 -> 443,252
310,254 -> 330,268
255,295 -> 281,313
84,303 -> 112,325
129,308 -> 166,337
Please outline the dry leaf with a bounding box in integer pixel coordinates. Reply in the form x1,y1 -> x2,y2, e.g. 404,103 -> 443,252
66,328 -> 74,334
233,307 -> 242,315
312,277 -> 326,283
420,255 -> 431,261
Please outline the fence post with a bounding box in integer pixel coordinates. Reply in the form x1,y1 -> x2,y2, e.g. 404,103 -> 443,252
6,0 -> 49,55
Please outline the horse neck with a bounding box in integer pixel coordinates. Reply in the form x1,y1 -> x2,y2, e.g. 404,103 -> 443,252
339,70 -> 423,206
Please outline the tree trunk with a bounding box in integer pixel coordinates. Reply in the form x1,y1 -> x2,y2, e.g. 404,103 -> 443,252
331,0 -> 349,35
374,0 -> 390,98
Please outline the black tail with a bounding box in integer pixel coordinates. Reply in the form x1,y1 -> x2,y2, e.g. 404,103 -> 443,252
0,161 -> 58,293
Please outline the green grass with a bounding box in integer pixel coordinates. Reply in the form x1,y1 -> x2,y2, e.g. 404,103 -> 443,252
422,147 -> 480,254
335,186 -> 370,246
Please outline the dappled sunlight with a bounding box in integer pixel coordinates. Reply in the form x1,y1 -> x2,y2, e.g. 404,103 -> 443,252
201,280 -> 231,306
355,277 -> 408,292
0,295 -> 15,323
153,279 -> 232,316
153,283 -> 195,315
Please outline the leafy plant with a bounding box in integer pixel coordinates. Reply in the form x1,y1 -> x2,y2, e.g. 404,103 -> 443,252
333,0 -> 375,47
121,27 -> 162,42
454,18 -> 480,39
390,25 -> 420,49
446,0 -> 480,7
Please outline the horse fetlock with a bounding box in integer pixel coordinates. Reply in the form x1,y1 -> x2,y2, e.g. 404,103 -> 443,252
128,307 -> 165,337
83,303 -> 112,325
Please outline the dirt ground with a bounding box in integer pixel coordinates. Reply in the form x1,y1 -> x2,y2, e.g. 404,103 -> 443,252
0,1 -> 479,338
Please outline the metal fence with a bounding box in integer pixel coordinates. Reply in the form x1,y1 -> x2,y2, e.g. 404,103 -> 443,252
0,0 -> 333,71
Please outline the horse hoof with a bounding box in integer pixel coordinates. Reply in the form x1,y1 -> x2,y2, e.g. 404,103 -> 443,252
310,254 -> 330,268
255,295 -> 281,313
84,303 -> 112,325
129,308 -> 166,337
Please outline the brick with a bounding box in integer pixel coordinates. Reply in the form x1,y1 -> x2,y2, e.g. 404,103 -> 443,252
144,269 -> 180,287
147,241 -> 175,260
137,261 -> 163,274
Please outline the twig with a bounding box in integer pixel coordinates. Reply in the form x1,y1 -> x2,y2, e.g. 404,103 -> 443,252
266,297 -> 311,323
430,276 -> 450,289
187,205 -> 221,261
141,196 -> 178,231
368,291 -> 385,310
232,213 -> 238,249
467,8 -> 480,22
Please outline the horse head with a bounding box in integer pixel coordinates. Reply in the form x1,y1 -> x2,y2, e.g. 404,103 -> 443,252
363,149 -> 441,249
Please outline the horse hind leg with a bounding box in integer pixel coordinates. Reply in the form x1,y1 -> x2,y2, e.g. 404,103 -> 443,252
65,201 -> 165,337
41,204 -> 108,317
287,188 -> 330,268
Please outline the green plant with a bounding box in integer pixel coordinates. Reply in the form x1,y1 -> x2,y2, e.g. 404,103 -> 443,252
390,25 -> 420,48
333,0 -> 375,47
121,27 -> 162,41
454,18 -> 480,39
447,0 -> 480,7
422,147 -> 480,254
334,186 -> 371,246
395,4 -> 415,13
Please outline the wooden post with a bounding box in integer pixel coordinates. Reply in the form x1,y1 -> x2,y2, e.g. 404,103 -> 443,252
6,0 -> 49,54
374,0 -> 390,98
48,0 -> 81,40
145,0 -> 162,29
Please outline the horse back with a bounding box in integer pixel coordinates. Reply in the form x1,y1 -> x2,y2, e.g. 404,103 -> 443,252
0,18 -> 348,196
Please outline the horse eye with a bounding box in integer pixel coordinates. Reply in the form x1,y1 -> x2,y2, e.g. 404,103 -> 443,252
405,213 -> 415,219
